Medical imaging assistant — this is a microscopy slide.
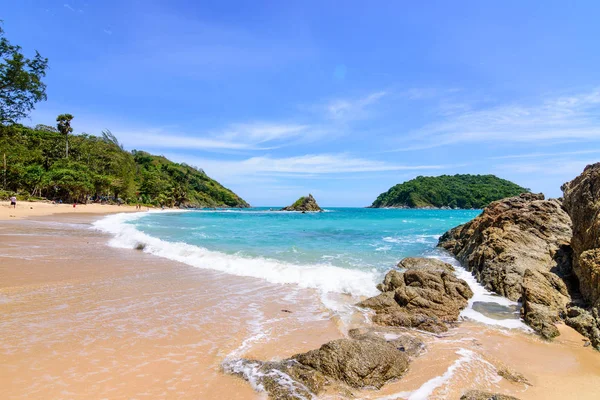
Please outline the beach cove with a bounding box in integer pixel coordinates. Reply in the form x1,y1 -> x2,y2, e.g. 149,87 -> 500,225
1,207 -> 600,399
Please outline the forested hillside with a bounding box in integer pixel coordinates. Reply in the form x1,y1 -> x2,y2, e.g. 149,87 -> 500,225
371,174 -> 529,209
0,124 -> 250,207
0,25 -> 248,208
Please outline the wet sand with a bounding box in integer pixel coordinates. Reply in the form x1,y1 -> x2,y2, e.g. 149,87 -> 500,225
1,214 -> 600,399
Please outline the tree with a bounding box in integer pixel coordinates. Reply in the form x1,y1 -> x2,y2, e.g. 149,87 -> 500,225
56,113 -> 74,158
0,24 -> 48,124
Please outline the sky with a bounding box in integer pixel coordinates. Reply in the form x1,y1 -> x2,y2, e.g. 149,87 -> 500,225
3,0 -> 600,206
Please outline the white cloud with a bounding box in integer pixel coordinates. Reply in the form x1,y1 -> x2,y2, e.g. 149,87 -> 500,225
119,122 -> 311,151
395,89 -> 600,150
64,4 -> 75,11
170,153 -> 445,180
326,91 -> 386,120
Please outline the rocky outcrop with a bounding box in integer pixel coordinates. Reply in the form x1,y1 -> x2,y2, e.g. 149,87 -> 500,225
281,194 -> 322,212
460,390 -> 520,400
358,257 -> 473,333
347,327 -> 426,358
225,336 -> 413,398
293,338 -> 409,389
437,193 -> 573,338
562,163 -> 600,349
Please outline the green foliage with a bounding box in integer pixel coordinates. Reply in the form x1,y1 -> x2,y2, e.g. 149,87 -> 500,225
0,123 -> 250,207
0,24 -> 48,124
371,174 -> 529,209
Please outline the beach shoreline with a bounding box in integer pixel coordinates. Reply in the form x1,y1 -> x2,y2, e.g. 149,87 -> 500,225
1,212 -> 600,399
0,200 -> 146,221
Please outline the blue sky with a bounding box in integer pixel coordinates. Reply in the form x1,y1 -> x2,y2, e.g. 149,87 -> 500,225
4,0 -> 600,206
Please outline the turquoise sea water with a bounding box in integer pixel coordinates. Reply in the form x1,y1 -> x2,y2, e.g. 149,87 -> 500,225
129,208 -> 480,273
95,207 -> 527,327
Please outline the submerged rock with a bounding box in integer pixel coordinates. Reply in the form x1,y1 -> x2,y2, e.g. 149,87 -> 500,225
562,163 -> 600,349
437,193 -> 573,338
358,257 -> 473,333
225,336 -> 412,398
460,390 -> 521,400
281,194 -> 322,212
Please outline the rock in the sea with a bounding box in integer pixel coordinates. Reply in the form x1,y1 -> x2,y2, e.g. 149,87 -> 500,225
281,194 -> 322,212
225,337 -> 411,398
293,338 -> 409,389
460,390 -> 521,400
358,257 -> 473,333
438,193 -> 573,338
347,327 -> 426,357
562,163 -> 600,349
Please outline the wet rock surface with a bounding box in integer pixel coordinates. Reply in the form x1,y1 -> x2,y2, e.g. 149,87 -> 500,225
224,335 -> 417,398
358,257 -> 473,333
562,163 -> 600,349
438,193 -> 574,338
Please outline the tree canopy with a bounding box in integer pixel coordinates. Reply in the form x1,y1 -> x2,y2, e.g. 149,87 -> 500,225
371,174 -> 529,209
0,24 -> 48,124
0,123 -> 250,207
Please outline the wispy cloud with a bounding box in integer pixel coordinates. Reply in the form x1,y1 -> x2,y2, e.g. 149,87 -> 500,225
172,153 -> 446,180
326,91 -> 387,121
490,149 -> 600,160
394,89 -> 600,150
64,3 -> 75,11
103,29 -> 113,35
118,122 -> 311,152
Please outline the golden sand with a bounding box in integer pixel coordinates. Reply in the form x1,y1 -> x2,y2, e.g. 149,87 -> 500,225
1,213 -> 600,399
0,200 -> 143,221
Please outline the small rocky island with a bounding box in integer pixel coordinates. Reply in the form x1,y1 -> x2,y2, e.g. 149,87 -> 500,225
281,194 -> 323,212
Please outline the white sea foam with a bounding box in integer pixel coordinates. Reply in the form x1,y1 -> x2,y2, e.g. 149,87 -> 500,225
378,348 -> 499,400
431,253 -> 531,330
92,212 -> 380,297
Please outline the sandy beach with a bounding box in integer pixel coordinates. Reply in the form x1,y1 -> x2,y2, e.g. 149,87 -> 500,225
2,212 -> 600,399
0,201 -> 144,221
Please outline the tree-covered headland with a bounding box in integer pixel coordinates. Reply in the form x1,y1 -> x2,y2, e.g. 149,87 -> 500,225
0,24 -> 249,207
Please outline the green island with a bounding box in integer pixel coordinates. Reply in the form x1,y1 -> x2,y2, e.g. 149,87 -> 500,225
371,174 -> 529,209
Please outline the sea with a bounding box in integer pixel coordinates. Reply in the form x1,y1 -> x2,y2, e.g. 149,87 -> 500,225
93,207 -> 525,329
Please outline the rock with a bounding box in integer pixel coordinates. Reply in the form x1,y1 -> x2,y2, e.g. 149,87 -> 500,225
438,193 -> 572,300
293,338 -> 409,389
562,163 -> 600,308
347,327 -> 426,357
497,365 -> 531,386
223,358 -> 332,399
438,193 -> 573,338
225,337 -> 410,398
358,257 -> 473,333
564,306 -> 600,350
461,390 -> 521,400
281,194 -> 322,212
562,163 -> 600,349
521,269 -> 570,339
397,256 -> 455,273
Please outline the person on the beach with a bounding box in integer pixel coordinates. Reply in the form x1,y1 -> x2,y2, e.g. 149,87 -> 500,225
10,196 -> 17,208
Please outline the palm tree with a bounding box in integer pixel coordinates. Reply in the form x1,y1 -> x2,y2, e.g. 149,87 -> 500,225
56,114 -> 74,158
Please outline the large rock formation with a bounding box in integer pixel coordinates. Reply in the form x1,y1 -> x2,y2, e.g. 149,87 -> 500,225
437,193 -> 574,338
358,257 -> 473,333
562,163 -> 600,349
225,336 -> 412,398
281,194 -> 322,212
